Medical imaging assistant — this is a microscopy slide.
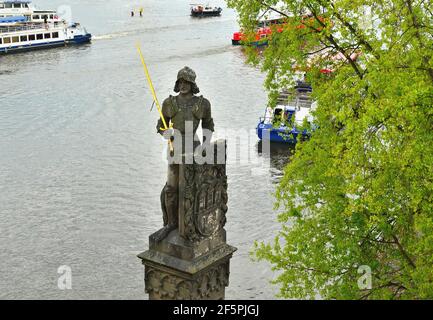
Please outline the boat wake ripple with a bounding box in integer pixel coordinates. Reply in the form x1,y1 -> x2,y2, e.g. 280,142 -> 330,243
92,18 -> 234,41
164,45 -> 234,61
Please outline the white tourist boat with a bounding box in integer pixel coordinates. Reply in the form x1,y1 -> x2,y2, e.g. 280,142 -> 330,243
0,0 -> 60,23
0,0 -> 91,54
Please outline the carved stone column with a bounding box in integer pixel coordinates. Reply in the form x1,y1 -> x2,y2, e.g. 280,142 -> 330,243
138,140 -> 237,300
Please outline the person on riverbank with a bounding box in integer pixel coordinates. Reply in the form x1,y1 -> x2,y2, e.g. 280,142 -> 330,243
139,7 -> 143,17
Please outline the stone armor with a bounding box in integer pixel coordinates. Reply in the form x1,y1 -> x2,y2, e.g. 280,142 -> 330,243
155,69 -> 214,241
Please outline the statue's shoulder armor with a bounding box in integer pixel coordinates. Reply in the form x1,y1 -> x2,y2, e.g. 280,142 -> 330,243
193,95 -> 210,118
165,95 -> 179,116
200,96 -> 211,109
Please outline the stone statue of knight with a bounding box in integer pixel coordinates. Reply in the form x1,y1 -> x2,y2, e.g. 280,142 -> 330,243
155,66 -> 214,240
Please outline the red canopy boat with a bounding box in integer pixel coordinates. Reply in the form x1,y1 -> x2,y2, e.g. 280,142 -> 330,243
231,14 -> 328,46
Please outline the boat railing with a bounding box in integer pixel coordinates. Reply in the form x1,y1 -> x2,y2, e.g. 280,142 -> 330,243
296,94 -> 312,109
0,22 -> 59,34
286,91 -> 312,109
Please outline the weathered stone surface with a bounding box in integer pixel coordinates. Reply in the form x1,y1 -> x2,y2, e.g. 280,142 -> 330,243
149,228 -> 227,261
139,240 -> 235,300
178,143 -> 228,242
143,257 -> 232,300
139,225 -> 236,299
138,142 -> 236,299
138,68 -> 235,299
139,238 -> 236,275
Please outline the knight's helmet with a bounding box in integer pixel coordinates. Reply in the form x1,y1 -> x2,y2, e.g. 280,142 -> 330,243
174,66 -> 200,94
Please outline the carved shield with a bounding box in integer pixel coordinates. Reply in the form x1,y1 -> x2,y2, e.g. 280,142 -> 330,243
179,140 -> 228,242
194,180 -> 226,236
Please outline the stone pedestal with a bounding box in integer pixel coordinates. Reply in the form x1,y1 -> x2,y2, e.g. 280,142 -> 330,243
138,229 -> 236,300
138,140 -> 237,300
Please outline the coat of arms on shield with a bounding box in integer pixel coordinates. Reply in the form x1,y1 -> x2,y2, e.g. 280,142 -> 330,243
194,169 -> 228,237
179,140 -> 228,242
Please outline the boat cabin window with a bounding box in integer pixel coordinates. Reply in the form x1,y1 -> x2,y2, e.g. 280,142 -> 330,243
0,4 -> 4,9
5,3 -> 12,9
44,33 -> 50,39
33,15 -> 40,20
52,32 -> 59,38
50,14 -> 54,19
0,38 -> 2,44
29,34 -> 35,41
13,3 -> 21,8
20,35 -> 27,42
41,15 -> 48,20
36,34 -> 43,40
12,36 -> 19,43
3,37 -> 11,44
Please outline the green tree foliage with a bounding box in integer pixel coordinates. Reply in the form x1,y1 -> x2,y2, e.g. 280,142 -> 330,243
227,0 -> 433,299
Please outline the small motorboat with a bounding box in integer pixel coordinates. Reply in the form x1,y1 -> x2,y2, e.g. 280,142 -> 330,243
190,4 -> 222,17
256,83 -> 316,143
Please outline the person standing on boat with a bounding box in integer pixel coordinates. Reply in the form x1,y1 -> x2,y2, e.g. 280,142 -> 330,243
139,7 -> 143,17
131,10 -> 134,17
155,66 -> 215,240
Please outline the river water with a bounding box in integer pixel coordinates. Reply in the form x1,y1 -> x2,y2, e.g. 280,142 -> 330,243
0,0 -> 292,299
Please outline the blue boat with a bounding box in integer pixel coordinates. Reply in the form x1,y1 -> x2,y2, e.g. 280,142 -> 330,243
256,83 -> 316,144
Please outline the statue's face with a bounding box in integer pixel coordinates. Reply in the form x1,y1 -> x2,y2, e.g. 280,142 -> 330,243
178,79 -> 192,94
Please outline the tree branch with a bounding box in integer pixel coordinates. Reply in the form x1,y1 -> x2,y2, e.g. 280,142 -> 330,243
392,234 -> 416,269
359,281 -> 406,300
305,45 -> 334,57
259,1 -> 289,18
259,1 -> 366,79
405,0 -> 433,81
328,1 -> 380,60
307,8 -> 364,79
